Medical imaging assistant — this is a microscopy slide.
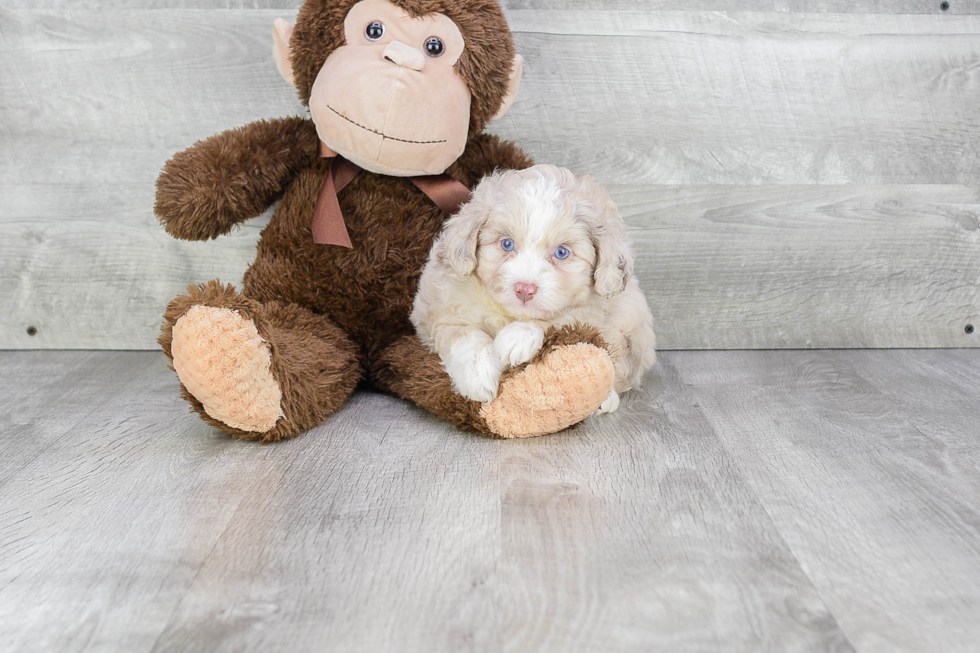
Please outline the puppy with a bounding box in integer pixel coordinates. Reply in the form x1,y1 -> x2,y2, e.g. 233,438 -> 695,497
411,164 -> 656,414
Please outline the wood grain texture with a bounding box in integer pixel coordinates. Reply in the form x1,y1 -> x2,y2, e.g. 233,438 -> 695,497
623,184 -> 980,349
502,11 -> 980,185
490,358 -> 852,652
3,349 -> 980,651
3,185 -> 976,349
670,349 -> 980,653
0,351 -> 267,652
2,6 -> 979,349
0,350 -> 860,653
0,351 -> 142,487
146,392 -> 507,653
9,1 -> 980,13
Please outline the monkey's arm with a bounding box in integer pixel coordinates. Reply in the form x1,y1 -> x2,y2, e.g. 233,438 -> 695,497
155,117 -> 319,240
449,133 -> 534,187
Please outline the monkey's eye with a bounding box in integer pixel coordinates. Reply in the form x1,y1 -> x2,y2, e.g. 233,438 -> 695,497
365,21 -> 385,41
501,238 -> 515,252
424,36 -> 445,58
554,246 -> 571,260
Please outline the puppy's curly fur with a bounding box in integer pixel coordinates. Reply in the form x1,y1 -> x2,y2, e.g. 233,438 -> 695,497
412,164 -> 657,411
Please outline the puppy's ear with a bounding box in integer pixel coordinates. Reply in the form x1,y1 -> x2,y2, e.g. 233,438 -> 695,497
578,176 -> 633,298
436,196 -> 488,277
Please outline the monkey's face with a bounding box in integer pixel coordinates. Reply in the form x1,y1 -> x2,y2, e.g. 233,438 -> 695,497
273,0 -> 521,177
296,0 -> 472,176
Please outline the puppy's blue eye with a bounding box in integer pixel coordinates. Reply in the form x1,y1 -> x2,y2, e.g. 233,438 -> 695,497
554,246 -> 570,260
501,239 -> 515,252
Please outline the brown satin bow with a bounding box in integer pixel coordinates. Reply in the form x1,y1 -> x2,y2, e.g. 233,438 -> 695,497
311,143 -> 473,248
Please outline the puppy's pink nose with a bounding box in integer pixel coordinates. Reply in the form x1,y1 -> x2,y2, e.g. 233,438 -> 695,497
514,282 -> 538,303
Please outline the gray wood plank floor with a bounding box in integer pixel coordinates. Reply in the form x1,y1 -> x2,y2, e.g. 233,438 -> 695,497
1,350 -> 978,652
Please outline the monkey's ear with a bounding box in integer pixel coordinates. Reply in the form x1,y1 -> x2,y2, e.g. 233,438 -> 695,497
272,18 -> 296,87
491,54 -> 523,121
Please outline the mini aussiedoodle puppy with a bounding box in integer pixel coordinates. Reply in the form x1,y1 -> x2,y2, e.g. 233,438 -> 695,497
411,164 -> 656,415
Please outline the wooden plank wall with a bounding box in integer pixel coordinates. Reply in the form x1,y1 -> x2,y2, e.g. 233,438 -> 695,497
2,1 -> 979,349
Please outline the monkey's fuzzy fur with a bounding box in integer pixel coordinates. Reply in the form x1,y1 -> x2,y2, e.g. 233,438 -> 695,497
155,0 -> 611,441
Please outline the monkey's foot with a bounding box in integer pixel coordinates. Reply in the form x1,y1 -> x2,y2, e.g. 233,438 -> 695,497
480,342 -> 614,439
171,305 -> 283,433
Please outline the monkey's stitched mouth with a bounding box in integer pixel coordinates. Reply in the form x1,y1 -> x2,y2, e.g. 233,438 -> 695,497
326,105 -> 447,145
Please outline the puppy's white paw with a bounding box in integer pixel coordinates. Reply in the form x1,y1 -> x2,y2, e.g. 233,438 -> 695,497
494,322 -> 545,368
446,337 -> 503,403
596,390 -> 620,415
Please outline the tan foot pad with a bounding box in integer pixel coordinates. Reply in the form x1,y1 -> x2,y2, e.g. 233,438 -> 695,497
480,343 -> 614,438
171,305 -> 283,433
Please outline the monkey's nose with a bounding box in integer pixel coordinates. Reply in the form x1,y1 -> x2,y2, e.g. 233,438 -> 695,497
514,282 -> 538,303
383,40 -> 425,72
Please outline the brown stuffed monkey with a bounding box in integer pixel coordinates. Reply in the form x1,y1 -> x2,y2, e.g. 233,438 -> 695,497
155,0 -> 615,442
